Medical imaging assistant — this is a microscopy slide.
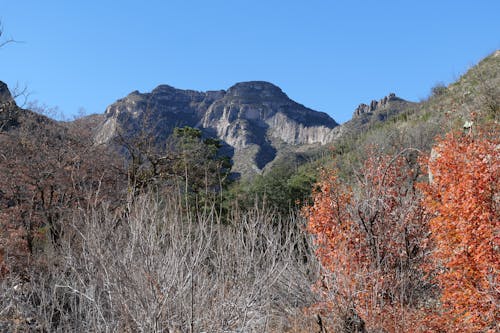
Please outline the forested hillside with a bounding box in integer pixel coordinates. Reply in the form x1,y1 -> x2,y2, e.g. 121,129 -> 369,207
245,50 -> 499,214
0,49 -> 498,332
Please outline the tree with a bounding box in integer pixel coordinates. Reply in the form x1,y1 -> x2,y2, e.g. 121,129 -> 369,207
0,98 -> 126,277
304,149 -> 432,332
421,126 -> 499,332
431,82 -> 447,98
171,126 -> 231,196
231,159 -> 318,216
117,124 -> 231,214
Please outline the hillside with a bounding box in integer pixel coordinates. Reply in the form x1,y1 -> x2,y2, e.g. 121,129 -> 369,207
240,50 -> 499,213
91,48 -> 499,184
331,49 -> 499,160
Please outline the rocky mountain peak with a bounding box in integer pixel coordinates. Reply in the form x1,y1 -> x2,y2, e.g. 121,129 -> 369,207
94,81 -> 341,178
225,81 -> 288,102
151,84 -> 178,94
353,93 -> 401,117
150,85 -> 207,103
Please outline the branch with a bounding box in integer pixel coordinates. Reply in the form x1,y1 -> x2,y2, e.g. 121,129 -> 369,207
11,83 -> 31,107
0,22 -> 18,49
380,148 -> 423,187
0,39 -> 15,48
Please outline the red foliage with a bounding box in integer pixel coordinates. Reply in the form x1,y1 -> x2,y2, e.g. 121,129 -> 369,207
305,150 -> 432,332
421,127 -> 499,332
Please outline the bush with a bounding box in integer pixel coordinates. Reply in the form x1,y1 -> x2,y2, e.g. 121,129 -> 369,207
1,191 -> 319,332
431,82 -> 447,97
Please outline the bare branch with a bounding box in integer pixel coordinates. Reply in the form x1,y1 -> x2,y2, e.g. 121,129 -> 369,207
0,22 -> 16,49
11,83 -> 31,108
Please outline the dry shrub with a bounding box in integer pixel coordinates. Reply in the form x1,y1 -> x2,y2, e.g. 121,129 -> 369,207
1,190 -> 320,332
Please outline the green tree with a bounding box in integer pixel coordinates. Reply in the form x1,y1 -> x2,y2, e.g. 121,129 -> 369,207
231,160 -> 318,215
119,125 -> 232,211
171,126 -> 232,195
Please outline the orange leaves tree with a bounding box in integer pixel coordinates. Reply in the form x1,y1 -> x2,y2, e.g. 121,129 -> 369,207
304,150 -> 433,332
421,127 -> 499,332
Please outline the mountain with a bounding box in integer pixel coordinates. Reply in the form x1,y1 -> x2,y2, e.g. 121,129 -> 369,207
0,81 -> 13,104
0,82 -> 62,136
5,49 -> 497,182
94,81 -> 341,177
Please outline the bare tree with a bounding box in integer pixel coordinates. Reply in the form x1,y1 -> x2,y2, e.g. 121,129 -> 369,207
1,189 -> 320,332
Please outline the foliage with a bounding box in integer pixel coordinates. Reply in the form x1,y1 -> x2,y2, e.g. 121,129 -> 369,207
431,82 -> 447,97
421,125 -> 499,332
230,159 -> 319,216
119,125 -> 231,204
304,149 -> 433,332
171,126 -> 232,195
1,36 -> 498,330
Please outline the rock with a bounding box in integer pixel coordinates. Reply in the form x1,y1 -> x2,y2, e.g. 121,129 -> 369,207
353,103 -> 370,117
0,81 -> 19,131
201,81 -> 338,147
0,81 -> 14,104
353,93 -> 401,117
94,81 -> 340,177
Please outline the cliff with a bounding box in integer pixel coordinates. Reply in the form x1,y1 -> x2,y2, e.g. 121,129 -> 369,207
95,81 -> 340,177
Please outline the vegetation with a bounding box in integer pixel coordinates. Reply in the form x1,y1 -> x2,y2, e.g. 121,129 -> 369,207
304,123 -> 499,332
421,126 -> 499,332
0,36 -> 498,331
304,149 -> 433,332
1,192 -> 318,332
122,125 -> 231,201
229,158 -> 321,216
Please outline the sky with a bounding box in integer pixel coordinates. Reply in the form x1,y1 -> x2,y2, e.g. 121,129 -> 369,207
1,1 -> 499,123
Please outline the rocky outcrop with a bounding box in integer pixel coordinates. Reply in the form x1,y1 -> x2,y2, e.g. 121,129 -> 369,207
353,93 -> 399,117
340,93 -> 415,136
0,81 -> 14,105
0,81 -> 18,131
94,81 -> 340,177
200,82 -> 338,147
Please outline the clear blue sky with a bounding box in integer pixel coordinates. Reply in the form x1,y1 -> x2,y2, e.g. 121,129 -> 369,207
1,1 -> 499,123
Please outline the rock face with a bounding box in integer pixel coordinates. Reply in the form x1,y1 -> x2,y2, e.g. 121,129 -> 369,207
94,85 -> 224,145
95,81 -> 340,177
343,93 -> 415,132
0,81 -> 14,105
202,82 -> 337,146
319,92 -> 416,143
0,81 -> 18,131
353,93 -> 399,117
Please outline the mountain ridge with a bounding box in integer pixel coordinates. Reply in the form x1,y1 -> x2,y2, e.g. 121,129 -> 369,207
0,78 -> 420,179
94,80 -> 345,177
